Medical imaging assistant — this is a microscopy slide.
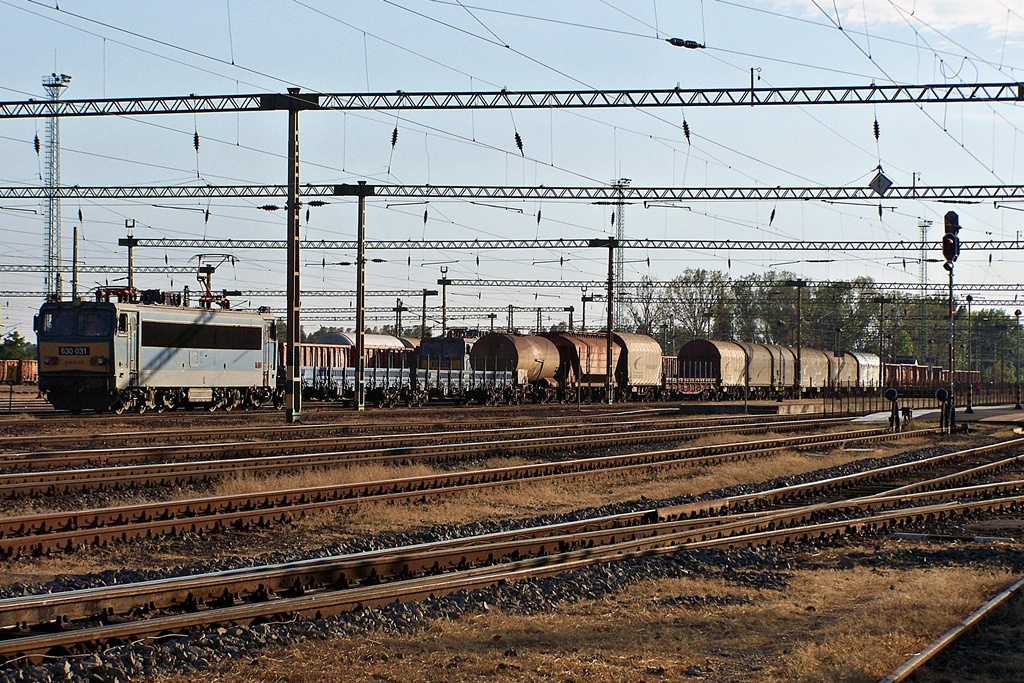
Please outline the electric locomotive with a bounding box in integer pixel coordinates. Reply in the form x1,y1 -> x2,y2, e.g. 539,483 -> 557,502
35,291 -> 282,413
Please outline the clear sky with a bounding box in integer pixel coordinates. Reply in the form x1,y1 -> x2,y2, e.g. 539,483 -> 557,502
2,0 -> 1024,337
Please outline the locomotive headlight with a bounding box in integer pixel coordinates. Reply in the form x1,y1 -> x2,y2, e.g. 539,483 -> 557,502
90,356 -> 108,366
43,356 -> 59,365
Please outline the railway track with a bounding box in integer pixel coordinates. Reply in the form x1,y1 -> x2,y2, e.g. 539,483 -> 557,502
0,412 -> 852,465
0,427 -> 920,558
0,437 -> 1021,664
0,416 -> 859,495
0,402 -> 684,433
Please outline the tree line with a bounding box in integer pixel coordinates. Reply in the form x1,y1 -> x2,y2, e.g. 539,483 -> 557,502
626,269 -> 1024,385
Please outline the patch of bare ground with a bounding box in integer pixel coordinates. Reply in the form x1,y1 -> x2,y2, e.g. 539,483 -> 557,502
150,545 -> 1017,683
0,436 -> 935,584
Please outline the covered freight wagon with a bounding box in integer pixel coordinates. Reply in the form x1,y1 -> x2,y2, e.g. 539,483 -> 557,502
612,332 -> 663,396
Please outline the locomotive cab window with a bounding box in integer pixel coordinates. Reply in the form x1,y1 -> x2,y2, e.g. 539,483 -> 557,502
39,309 -> 76,337
118,313 -> 129,334
79,310 -> 113,337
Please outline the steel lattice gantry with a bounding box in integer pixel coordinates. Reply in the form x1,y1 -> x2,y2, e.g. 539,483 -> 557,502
5,183 -> 1024,201
0,264 -> 194,274
94,237 -> 1024,251
1,82 -> 1021,118
437,279 -> 1024,293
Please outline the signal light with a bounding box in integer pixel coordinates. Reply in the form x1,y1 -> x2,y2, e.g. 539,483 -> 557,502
944,210 -> 960,235
941,233 -> 960,263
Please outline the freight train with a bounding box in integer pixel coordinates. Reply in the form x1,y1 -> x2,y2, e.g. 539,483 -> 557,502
35,292 -> 970,412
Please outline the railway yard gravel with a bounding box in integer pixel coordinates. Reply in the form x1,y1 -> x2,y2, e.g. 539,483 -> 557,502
1,429 -> 1022,682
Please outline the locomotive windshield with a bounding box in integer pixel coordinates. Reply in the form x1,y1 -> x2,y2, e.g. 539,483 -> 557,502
38,307 -> 113,338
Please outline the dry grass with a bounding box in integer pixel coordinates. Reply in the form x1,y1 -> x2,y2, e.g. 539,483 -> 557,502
150,544 -> 1018,683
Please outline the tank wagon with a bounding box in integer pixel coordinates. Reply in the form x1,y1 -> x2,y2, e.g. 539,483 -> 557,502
36,294 -> 281,413
468,331 -> 664,402
672,339 -> 882,399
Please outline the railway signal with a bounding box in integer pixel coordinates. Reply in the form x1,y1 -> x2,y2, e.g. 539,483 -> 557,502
941,211 -> 960,265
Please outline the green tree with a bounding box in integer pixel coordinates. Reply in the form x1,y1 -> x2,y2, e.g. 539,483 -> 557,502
0,331 -> 34,360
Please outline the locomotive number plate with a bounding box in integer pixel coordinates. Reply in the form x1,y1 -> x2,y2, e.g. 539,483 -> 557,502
58,347 -> 90,356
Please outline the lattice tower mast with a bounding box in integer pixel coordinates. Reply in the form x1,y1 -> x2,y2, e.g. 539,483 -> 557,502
43,74 -> 71,301
612,178 -> 630,329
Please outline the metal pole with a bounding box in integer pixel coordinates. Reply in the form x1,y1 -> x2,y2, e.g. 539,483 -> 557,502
285,89 -> 303,422
877,298 -> 884,388
354,186 -> 369,411
965,295 -> 974,413
440,266 -> 449,337
72,224 -> 78,301
1011,313 -> 1019,409
784,280 -> 804,394
606,239 -> 615,404
421,290 -> 428,336
120,220 -> 138,295
947,265 -> 956,432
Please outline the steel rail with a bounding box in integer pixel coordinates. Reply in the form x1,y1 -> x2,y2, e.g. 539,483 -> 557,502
1,490 -> 1021,663
662,438 -> 1024,519
0,418 -> 858,498
0,409 -> 794,453
4,455 -> 1022,632
4,473 -> 1021,632
878,575 -> 1024,683
0,412 -> 750,459
0,428 -> 919,558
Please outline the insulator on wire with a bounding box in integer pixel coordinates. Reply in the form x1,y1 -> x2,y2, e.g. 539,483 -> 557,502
536,210 -> 541,224
78,209 -> 83,222
259,204 -> 280,212
514,131 -> 523,156
194,131 -> 200,152
682,119 -> 691,144
34,134 -> 40,155
305,208 -> 310,223
308,200 -> 327,207
769,208 -> 776,226
873,118 -> 880,141
391,127 -> 398,148
423,209 -> 428,224
878,204 -> 883,219
204,209 -> 210,224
